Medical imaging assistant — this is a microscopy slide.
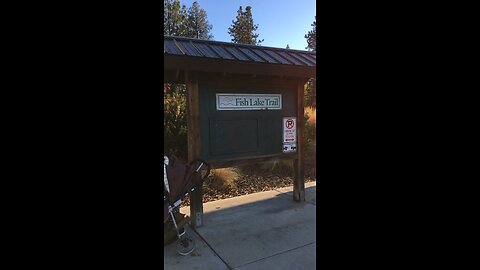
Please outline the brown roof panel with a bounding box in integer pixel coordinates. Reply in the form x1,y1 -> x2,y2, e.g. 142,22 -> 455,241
296,54 -> 316,66
193,43 -> 220,58
263,50 -> 291,65
305,54 -> 316,64
209,44 -> 235,60
164,36 -> 316,69
238,48 -> 265,63
164,39 -> 183,55
251,49 -> 279,63
175,40 -> 202,57
224,47 -> 250,61
303,53 -> 316,61
277,51 -> 304,66
290,53 -> 315,67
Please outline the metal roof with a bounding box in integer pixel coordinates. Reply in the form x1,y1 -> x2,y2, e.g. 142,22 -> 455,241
164,36 -> 316,68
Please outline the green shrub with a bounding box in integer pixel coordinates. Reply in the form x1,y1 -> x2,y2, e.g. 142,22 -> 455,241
164,84 -> 188,160
304,107 -> 316,177
305,78 -> 316,108
204,167 -> 240,190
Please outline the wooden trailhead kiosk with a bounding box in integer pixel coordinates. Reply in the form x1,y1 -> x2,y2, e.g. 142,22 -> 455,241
164,36 -> 316,228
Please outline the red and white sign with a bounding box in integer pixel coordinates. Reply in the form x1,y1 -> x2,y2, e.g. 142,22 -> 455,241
283,117 -> 297,143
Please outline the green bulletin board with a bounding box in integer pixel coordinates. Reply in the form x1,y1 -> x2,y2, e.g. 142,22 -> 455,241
199,85 -> 297,162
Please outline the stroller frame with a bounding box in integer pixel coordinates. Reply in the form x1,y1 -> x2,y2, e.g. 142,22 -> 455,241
164,156 -> 209,255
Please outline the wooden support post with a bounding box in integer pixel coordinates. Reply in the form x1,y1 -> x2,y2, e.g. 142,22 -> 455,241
185,71 -> 204,228
175,69 -> 180,81
293,79 -> 306,202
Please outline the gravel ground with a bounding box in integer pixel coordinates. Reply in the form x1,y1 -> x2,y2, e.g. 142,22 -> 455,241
182,174 -> 316,206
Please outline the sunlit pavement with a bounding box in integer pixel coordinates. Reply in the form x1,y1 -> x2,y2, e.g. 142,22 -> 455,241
165,182 -> 316,270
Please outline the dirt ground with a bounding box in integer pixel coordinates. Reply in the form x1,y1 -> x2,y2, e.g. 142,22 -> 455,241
183,174 -> 316,206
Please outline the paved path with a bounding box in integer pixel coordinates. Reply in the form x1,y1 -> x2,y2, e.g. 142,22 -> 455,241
164,182 -> 316,270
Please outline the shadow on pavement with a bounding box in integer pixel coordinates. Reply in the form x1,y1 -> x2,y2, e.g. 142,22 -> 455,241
165,184 -> 316,270
193,185 -> 316,269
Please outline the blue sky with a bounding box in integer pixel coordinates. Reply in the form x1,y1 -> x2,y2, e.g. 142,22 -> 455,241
179,0 -> 316,51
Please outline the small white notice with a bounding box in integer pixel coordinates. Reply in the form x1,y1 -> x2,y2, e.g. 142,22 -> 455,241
283,117 -> 297,143
216,93 -> 282,110
283,143 -> 297,153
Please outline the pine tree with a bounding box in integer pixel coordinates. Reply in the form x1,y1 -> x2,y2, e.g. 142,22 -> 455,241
304,16 -> 316,107
164,0 -> 214,158
305,16 -> 316,51
164,0 -> 188,36
185,1 -> 213,40
228,6 -> 263,45
286,44 -> 290,49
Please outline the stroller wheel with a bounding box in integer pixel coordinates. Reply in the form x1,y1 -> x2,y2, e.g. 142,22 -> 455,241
176,235 -> 195,256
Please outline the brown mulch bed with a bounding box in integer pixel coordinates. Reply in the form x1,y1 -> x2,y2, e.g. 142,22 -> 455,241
182,174 -> 316,206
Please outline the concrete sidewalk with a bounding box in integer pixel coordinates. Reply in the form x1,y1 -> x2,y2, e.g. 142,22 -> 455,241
164,182 -> 316,270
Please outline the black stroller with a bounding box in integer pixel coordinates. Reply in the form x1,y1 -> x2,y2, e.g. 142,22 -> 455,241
163,155 -> 210,255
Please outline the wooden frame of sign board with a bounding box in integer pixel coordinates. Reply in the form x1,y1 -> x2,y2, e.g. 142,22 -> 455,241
164,36 -> 316,229
180,71 -> 309,228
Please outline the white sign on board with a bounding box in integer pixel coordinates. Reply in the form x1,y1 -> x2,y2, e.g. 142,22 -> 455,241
283,117 -> 297,143
283,143 -> 297,153
216,93 -> 282,110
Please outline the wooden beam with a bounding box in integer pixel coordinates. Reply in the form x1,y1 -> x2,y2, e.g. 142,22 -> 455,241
165,55 -> 316,78
293,79 -> 306,202
195,73 -> 299,90
185,71 -> 204,228
175,69 -> 180,81
208,153 -> 298,169
164,69 -> 309,85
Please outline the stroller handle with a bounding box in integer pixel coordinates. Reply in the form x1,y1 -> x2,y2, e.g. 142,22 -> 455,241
189,159 -> 211,181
